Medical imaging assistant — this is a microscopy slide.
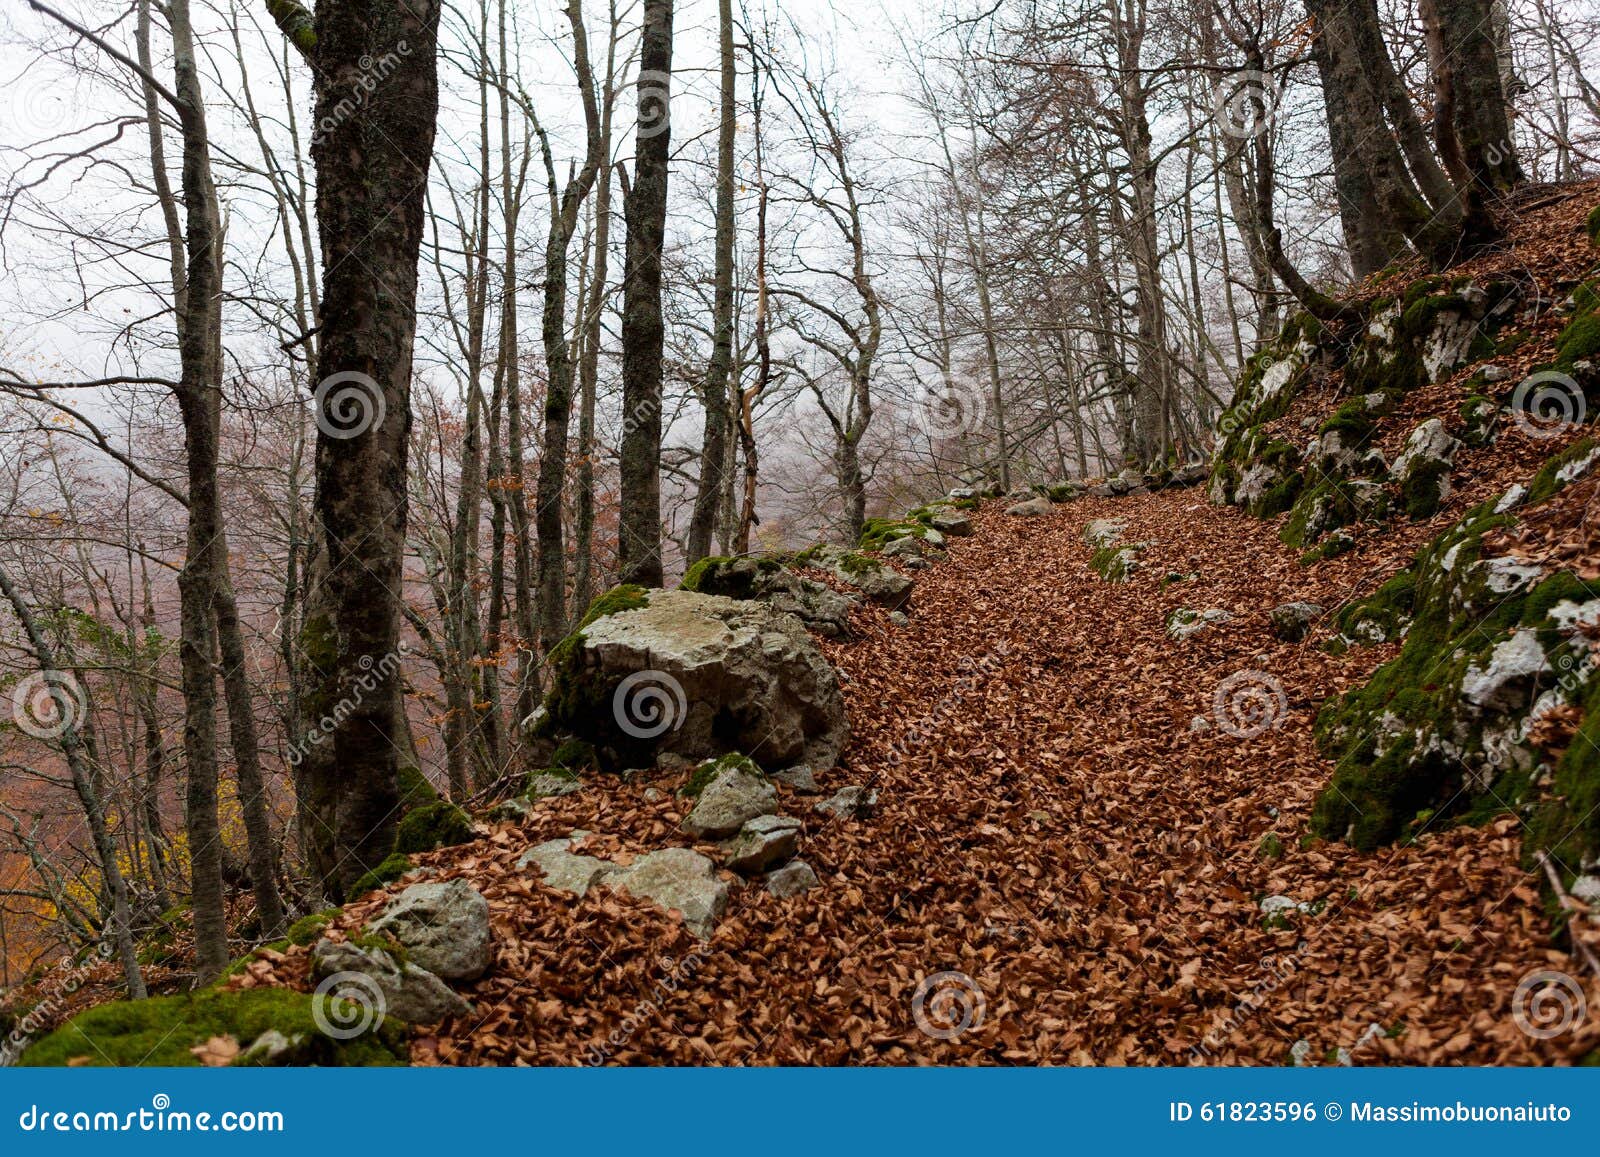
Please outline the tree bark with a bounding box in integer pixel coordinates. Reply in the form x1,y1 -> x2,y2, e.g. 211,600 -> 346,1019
618,0 -> 673,587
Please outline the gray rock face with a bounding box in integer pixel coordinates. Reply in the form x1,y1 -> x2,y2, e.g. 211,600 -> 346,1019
765,859 -> 819,897
720,814 -> 802,874
771,764 -> 820,793
1459,629 -> 1549,713
881,536 -> 924,560
310,938 -> 470,1025
1166,608 -> 1231,640
1172,463 -> 1209,487
517,835 -> 614,896
929,510 -> 973,536
814,785 -> 877,820
367,879 -> 493,981
525,772 -> 583,799
1005,496 -> 1053,517
1083,519 -> 1125,550
681,556 -> 856,637
1391,418 -> 1461,483
1269,601 -> 1324,642
607,848 -> 728,938
554,589 -> 850,772
822,551 -> 913,610
682,762 -> 779,839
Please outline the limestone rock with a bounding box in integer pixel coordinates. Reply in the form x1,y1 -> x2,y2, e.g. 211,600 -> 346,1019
548,588 -> 850,772
682,761 -> 779,839
1269,602 -> 1323,643
766,859 -> 820,897
367,879 -> 492,981
814,785 -> 877,820
720,814 -> 802,875
929,509 -> 973,537
607,848 -> 728,939
517,835 -> 614,896
310,939 -> 470,1025
1005,496 -> 1053,517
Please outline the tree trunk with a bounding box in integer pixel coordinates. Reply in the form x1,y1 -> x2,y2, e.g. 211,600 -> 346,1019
294,0 -> 442,898
618,0 -> 673,587
686,0 -> 736,564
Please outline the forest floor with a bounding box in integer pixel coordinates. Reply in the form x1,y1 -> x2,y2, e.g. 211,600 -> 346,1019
226,485 -> 1600,1065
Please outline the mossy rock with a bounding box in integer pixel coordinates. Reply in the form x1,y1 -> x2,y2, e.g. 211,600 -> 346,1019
18,988 -> 408,1067
347,853 -> 415,898
859,517 -> 930,552
1310,453 -> 1600,851
1586,204 -> 1600,247
680,554 -> 785,597
544,585 -> 652,738
681,752 -> 762,798
397,761 -> 439,812
550,738 -> 597,771
1090,544 -> 1144,582
392,800 -> 474,855
285,909 -> 341,948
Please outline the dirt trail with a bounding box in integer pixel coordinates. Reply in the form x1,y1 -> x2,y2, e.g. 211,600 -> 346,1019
278,491 -> 1591,1065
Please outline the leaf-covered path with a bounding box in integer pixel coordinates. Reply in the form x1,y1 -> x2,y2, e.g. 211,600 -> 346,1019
255,490 -> 1594,1064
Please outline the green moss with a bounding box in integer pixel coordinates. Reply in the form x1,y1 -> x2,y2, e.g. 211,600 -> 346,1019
18,987 -> 407,1067
1399,458 -> 1451,520
1587,204 -> 1600,247
217,940 -> 291,981
1318,399 -> 1377,443
544,584 -> 652,748
286,909 -> 341,947
859,518 -> 929,552
1090,544 -> 1142,582
551,739 -> 596,771
680,555 -> 786,596
393,801 -> 474,854
1257,832 -> 1284,860
1300,530 -> 1355,566
347,853 -> 414,898
682,752 -> 761,797
397,761 -> 437,811
1526,437 -> 1596,505
1280,480 -> 1380,549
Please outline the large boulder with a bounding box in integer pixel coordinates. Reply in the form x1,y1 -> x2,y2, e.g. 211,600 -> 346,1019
929,509 -> 973,536
367,879 -> 492,981
1005,495 -> 1053,517
606,848 -> 729,939
1390,418 -> 1463,519
546,587 -> 850,772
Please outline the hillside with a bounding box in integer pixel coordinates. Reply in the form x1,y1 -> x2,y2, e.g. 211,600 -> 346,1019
11,187 -> 1600,1068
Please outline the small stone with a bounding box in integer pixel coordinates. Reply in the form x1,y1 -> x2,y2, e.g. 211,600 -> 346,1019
814,785 -> 877,820
930,510 -> 973,536
1005,496 -> 1053,517
1166,608 -> 1231,640
765,859 -> 819,897
606,848 -> 728,938
771,764 -> 820,793
1269,601 -> 1324,643
1571,876 -> 1600,905
642,786 -> 663,802
1260,895 -> 1312,917
517,836 -> 615,896
720,814 -> 802,874
682,762 -> 779,839
1479,364 -> 1511,383
1188,715 -> 1212,734
888,611 -> 910,627
525,772 -> 583,798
